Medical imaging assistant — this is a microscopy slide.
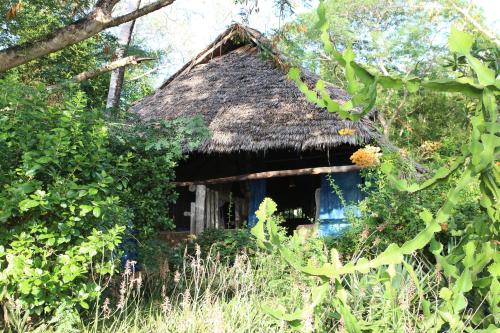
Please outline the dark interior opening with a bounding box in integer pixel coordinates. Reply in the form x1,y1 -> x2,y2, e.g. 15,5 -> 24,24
267,175 -> 321,235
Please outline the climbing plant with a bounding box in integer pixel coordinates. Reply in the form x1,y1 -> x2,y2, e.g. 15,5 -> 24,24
251,1 -> 499,331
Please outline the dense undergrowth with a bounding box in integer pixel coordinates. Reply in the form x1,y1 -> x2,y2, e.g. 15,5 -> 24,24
4,231 -> 446,333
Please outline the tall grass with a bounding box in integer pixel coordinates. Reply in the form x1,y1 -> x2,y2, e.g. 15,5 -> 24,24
85,246 -> 294,333
80,244 -> 443,333
3,242 -> 446,332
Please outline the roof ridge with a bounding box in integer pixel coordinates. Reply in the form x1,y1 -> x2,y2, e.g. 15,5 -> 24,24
159,23 -> 284,89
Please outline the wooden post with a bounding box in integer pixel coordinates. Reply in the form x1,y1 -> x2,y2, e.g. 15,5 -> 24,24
234,198 -> 241,229
212,191 -> 218,229
189,202 -> 196,234
195,185 -> 206,235
315,188 -> 321,222
214,191 -> 221,229
206,189 -> 212,229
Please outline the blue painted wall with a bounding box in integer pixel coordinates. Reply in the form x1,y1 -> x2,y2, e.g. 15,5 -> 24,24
247,179 -> 266,228
319,171 -> 362,237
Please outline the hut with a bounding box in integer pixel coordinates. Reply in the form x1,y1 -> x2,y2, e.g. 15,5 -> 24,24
131,24 -> 377,237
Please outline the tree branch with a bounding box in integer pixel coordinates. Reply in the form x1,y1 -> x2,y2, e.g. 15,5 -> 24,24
447,0 -> 500,47
129,64 -> 167,81
111,0 -> 174,26
0,0 -> 175,72
48,56 -> 154,89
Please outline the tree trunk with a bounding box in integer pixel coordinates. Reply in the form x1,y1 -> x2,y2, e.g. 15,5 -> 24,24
106,0 -> 142,109
0,0 -> 175,72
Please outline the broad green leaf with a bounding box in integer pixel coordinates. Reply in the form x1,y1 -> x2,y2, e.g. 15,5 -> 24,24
454,269 -> 473,294
489,262 -> 500,277
439,287 -> 452,301
448,26 -> 473,54
379,76 -> 403,89
92,207 -> 101,218
19,199 -> 40,211
19,281 -> 31,294
79,205 -> 93,216
422,80 -> 482,97
463,242 -> 476,268
466,54 -> 496,86
79,301 -> 90,309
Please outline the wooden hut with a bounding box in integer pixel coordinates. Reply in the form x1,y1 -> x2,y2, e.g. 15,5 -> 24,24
131,24 -> 377,237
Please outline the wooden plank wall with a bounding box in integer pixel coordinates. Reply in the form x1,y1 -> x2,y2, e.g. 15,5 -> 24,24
190,184 -> 248,235
205,188 -> 221,230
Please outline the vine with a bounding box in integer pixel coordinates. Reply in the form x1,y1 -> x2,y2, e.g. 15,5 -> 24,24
251,1 -> 499,331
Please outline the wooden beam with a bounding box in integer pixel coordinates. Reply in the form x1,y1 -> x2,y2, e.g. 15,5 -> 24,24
174,165 -> 361,187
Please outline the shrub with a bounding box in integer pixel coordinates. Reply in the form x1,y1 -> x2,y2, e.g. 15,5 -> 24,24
0,78 -> 207,321
324,152 -> 482,259
188,228 -> 259,264
107,114 -> 208,238
0,79 -> 129,317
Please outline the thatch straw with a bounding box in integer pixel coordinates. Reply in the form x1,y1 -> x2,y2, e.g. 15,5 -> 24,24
130,24 -> 376,153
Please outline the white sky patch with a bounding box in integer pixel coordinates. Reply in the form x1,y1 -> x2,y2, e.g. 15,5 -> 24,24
127,0 -> 498,87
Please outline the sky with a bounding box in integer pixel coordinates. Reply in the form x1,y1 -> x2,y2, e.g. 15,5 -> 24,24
128,0 -> 499,87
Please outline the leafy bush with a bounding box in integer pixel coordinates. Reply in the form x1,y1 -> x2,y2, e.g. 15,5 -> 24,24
188,228 -> 259,264
0,78 -> 207,321
0,79 -> 129,317
254,5 -> 499,328
324,153 -> 482,259
108,114 -> 207,238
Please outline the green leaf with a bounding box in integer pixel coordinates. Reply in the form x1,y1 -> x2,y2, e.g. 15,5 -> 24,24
79,301 -> 90,309
466,54 -> 496,86
454,269 -> 473,294
79,205 -> 93,216
19,199 -> 40,212
379,76 -> 403,89
488,262 -> 500,277
448,26 -> 473,54
17,183 -> 35,194
337,302 -> 362,333
288,67 -> 301,81
439,287 -> 453,301
422,79 -> 482,97
19,281 -> 31,294
92,207 -> 101,218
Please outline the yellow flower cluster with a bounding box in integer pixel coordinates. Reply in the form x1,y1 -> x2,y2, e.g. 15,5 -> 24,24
399,148 -> 409,158
350,145 -> 382,168
420,140 -> 442,156
338,128 -> 356,136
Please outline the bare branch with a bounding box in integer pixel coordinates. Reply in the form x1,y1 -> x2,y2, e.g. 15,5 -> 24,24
129,65 -> 167,81
0,0 -> 175,72
111,0 -> 175,26
48,56 -> 154,89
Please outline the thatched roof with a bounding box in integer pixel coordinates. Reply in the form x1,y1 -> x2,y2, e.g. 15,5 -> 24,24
131,24 -> 377,153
